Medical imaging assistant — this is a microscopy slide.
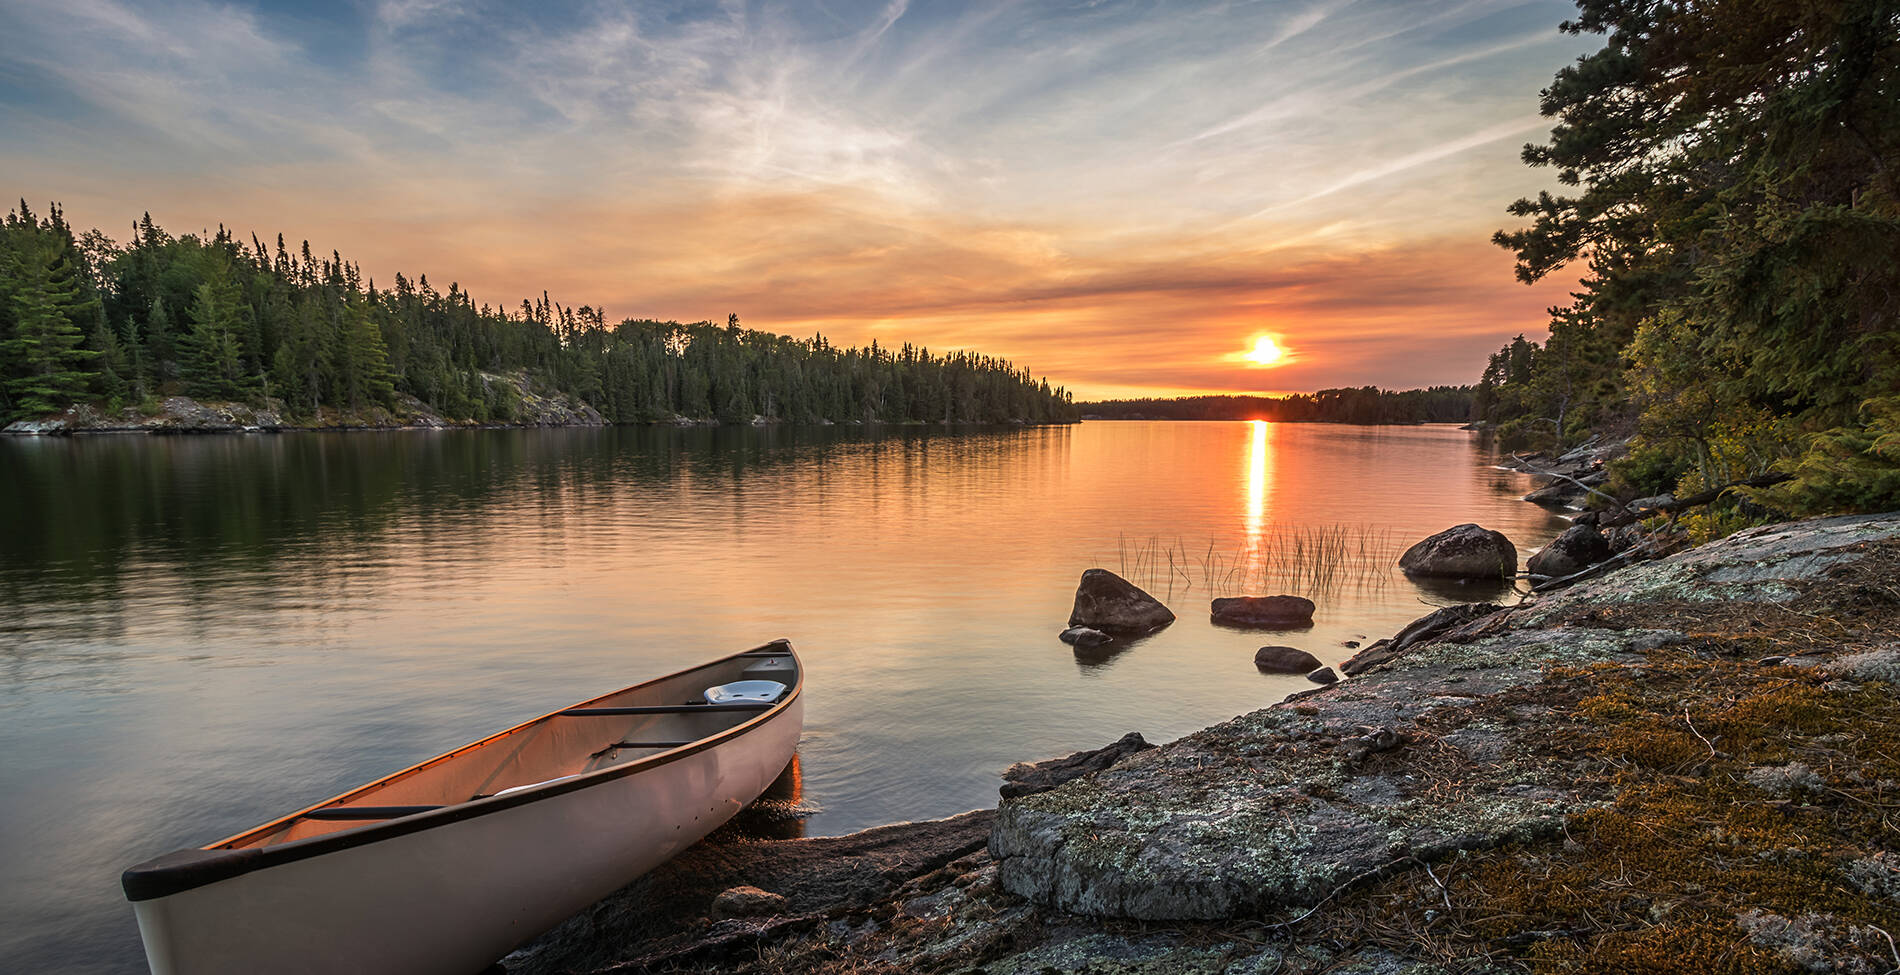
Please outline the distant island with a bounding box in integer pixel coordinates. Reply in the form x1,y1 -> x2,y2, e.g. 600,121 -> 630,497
0,205 -> 1078,431
1078,386 -> 1475,424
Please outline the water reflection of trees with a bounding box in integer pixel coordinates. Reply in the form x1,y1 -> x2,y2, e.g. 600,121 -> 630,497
0,425 -> 1059,610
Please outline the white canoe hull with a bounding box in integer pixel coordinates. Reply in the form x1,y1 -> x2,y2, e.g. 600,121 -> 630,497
125,644 -> 803,975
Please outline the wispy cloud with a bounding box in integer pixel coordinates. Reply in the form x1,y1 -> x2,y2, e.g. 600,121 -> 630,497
0,0 -> 1592,396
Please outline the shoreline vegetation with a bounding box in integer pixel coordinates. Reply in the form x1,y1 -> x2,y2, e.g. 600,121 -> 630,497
0,204 -> 1079,434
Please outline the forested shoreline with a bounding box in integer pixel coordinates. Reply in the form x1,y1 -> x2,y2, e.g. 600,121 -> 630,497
1475,0 -> 1899,526
1080,387 -> 1475,424
0,204 -> 1078,429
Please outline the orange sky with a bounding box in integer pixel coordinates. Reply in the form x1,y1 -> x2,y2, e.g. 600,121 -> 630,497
0,0 -> 1593,399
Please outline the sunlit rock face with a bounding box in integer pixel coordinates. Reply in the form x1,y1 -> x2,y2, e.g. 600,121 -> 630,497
1398,523 -> 1517,579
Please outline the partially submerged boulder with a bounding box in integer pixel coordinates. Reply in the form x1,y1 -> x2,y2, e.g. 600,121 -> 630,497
1527,524 -> 1612,579
1253,645 -> 1323,673
1398,524 -> 1517,579
1306,666 -> 1339,684
1068,569 -> 1175,633
1210,595 -> 1315,628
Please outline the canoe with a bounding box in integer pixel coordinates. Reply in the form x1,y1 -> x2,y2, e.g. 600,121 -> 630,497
122,640 -> 804,975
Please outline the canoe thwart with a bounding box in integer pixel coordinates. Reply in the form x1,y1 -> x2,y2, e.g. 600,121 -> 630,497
303,805 -> 445,821
590,740 -> 694,758
558,703 -> 774,716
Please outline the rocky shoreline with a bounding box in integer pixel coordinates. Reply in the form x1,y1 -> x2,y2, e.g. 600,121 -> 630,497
506,511 -> 1900,975
1,371 -> 608,435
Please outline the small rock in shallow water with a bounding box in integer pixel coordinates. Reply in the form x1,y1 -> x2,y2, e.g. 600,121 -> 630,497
1211,595 -> 1315,628
1254,646 -> 1323,673
1059,626 -> 1112,648
1306,667 -> 1339,684
711,885 -> 788,918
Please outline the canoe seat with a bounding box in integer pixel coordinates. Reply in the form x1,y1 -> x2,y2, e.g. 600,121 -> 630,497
704,680 -> 787,705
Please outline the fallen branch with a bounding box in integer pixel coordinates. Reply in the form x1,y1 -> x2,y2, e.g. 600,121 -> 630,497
1511,453 -> 1626,511
1649,472 -> 1793,512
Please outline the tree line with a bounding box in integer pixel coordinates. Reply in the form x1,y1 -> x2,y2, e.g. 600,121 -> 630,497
0,203 -> 1078,426
1477,0 -> 1899,520
1081,386 -> 1476,424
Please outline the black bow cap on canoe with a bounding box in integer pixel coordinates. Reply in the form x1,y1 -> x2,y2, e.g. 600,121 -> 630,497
123,847 -> 263,902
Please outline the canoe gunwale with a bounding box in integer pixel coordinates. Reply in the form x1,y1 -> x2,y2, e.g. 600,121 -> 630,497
122,640 -> 802,903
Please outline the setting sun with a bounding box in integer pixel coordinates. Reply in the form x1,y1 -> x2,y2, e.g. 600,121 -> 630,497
1244,335 -> 1285,366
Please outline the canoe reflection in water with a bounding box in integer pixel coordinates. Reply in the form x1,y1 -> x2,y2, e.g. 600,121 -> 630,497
121,641 -> 805,975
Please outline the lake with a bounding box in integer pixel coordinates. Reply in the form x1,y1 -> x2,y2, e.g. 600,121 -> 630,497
0,421 -> 1566,973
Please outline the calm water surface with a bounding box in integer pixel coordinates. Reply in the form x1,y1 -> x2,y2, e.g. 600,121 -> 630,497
0,421 -> 1565,972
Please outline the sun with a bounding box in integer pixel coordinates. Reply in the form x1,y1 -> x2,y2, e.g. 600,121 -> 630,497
1244,335 -> 1284,365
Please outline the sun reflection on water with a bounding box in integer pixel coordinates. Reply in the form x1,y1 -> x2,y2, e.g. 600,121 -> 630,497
1245,419 -> 1273,551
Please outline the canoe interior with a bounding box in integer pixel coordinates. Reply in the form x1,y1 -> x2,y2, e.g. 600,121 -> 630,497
216,644 -> 799,850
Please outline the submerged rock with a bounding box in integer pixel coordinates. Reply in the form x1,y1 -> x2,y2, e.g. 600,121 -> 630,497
1000,732 -> 1155,799
1068,569 -> 1175,633
1210,595 -> 1315,628
1398,524 -> 1517,579
1527,524 -> 1613,579
1058,626 -> 1113,648
1253,645 -> 1323,673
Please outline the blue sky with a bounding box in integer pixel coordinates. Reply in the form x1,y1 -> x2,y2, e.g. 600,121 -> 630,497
1,0 -> 1595,396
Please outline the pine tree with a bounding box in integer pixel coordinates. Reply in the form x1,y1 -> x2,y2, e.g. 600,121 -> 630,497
1,233 -> 100,419
181,262 -> 250,399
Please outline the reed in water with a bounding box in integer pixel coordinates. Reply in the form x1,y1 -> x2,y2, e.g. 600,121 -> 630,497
1113,525 -> 1396,601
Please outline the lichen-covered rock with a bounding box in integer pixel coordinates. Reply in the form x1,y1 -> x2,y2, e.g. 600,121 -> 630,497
1211,595 -> 1315,628
1521,512 -> 1900,618
1068,569 -> 1175,633
1253,645 -> 1323,673
987,622 -> 1657,918
1527,524 -> 1611,578
1398,524 -> 1517,579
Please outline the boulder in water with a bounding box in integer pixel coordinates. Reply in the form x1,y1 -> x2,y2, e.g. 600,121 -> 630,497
1398,524 -> 1517,579
1210,595 -> 1315,628
1068,569 -> 1175,633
